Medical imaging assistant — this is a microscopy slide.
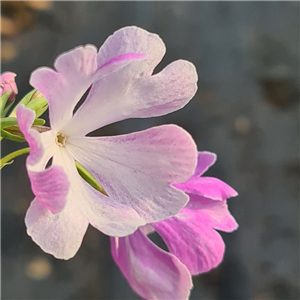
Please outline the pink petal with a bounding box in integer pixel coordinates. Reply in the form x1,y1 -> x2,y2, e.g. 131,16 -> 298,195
98,26 -> 166,75
25,198 -> 89,259
63,26 -> 198,136
27,160 -> 143,256
30,45 -> 144,132
175,176 -> 238,201
80,179 -> 145,237
84,191 -> 144,237
30,45 -> 98,131
16,104 -> 44,165
174,151 -> 237,201
53,149 -> 145,237
18,104 -> 144,242
66,124 -> 198,223
140,224 -> 155,236
17,105 -> 69,214
110,229 -> 193,300
16,106 -> 87,259
153,195 -> 238,275
28,167 -> 69,214
153,210 -> 225,275
18,112 -> 142,258
186,194 -> 239,232
194,151 -> 217,176
1,72 -> 18,100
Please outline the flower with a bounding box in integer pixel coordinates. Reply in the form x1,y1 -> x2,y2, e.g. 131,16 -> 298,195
16,26 -> 199,259
1,72 -> 18,101
110,151 -> 238,300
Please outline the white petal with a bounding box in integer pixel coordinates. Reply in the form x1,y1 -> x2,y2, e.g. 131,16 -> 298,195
54,148 -> 144,237
63,26 -> 197,136
25,198 -> 89,259
66,124 -> 198,223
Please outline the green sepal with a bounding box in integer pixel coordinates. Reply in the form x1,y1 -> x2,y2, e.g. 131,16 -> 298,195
11,89 -> 35,112
1,117 -> 45,129
1,117 -> 20,129
0,118 -> 45,142
26,97 -> 48,118
1,91 -> 12,117
1,127 -> 26,142
75,161 -> 108,196
2,100 -> 15,118
10,89 -> 48,118
33,118 -> 46,126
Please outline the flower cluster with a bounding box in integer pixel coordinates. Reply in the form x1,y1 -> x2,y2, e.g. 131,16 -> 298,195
3,26 -> 238,299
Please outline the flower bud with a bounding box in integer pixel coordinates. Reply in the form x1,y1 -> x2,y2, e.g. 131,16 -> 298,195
1,72 -> 18,101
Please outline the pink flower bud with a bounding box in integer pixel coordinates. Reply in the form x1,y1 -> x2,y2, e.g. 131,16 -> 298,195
1,72 -> 18,101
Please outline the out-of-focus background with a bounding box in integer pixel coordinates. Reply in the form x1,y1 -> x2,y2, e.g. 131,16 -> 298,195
1,1 -> 299,299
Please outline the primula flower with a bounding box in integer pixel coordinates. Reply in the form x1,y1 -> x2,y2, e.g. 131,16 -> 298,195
1,72 -> 18,101
111,151 -> 238,300
16,26 -> 198,259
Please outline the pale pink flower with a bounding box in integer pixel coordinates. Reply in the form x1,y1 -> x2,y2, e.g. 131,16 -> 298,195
16,26 -> 198,259
111,151 -> 238,300
1,72 -> 18,101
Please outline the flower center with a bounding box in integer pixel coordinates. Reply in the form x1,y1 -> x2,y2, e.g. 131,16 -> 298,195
55,132 -> 66,147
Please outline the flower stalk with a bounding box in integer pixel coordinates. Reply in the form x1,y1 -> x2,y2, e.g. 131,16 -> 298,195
0,147 -> 30,169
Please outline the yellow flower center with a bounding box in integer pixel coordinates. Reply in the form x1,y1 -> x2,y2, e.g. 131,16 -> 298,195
55,132 -> 66,147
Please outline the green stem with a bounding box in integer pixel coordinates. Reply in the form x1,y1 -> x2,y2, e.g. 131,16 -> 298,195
0,147 -> 30,169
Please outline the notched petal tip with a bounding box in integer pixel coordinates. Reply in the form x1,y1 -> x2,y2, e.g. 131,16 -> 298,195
173,59 -> 199,84
97,26 -> 166,73
193,151 -> 217,177
54,44 -> 98,74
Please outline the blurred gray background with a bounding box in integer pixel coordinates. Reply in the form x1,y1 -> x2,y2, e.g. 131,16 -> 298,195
1,1 -> 299,299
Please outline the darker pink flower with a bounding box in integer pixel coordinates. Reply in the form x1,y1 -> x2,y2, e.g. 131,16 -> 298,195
111,151 -> 238,300
16,26 -> 198,259
1,72 -> 18,101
